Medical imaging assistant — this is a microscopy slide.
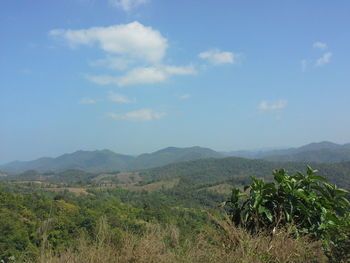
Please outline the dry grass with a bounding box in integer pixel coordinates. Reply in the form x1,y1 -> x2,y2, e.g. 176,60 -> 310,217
206,183 -> 233,195
126,178 -> 180,192
46,187 -> 90,195
24,215 -> 327,263
93,172 -> 142,185
93,172 -> 179,192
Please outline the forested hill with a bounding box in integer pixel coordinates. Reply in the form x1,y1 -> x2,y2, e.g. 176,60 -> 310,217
226,141 -> 350,163
2,141 -> 350,176
140,157 -> 350,190
0,150 -> 133,174
130,146 -> 223,170
0,146 -> 223,174
264,147 -> 350,163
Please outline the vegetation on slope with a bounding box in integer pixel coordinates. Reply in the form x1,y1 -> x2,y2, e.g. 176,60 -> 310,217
0,163 -> 349,262
0,185 -> 327,263
223,166 -> 350,262
228,141 -> 350,164
140,157 -> 350,190
0,147 -> 223,174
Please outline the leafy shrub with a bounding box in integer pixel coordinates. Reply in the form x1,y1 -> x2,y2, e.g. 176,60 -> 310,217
222,166 -> 350,262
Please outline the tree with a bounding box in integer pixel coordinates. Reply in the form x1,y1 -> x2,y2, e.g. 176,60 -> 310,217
222,166 -> 350,262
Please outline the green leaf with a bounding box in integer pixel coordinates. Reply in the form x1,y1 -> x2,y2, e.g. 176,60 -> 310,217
274,172 -> 284,183
258,205 -> 273,222
306,165 -> 318,175
309,175 -> 326,181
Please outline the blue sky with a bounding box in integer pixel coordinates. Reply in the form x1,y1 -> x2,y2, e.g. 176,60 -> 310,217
1,0 -> 350,163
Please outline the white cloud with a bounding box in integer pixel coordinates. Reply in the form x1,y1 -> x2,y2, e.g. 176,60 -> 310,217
109,0 -> 149,11
50,21 -> 197,89
90,56 -> 133,70
108,108 -> 165,121
118,65 -> 196,86
179,94 -> 191,100
108,92 -> 133,103
50,21 -> 167,64
118,67 -> 167,86
258,100 -> 287,111
313,42 -> 327,50
315,52 -> 332,67
198,49 -> 235,65
79,97 -> 97,104
87,65 -> 196,87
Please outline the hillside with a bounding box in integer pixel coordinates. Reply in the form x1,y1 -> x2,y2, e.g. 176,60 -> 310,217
1,156 -> 349,262
264,148 -> 350,163
0,150 -> 133,174
0,157 -> 348,262
0,180 -> 328,263
227,141 -> 350,163
0,146 -> 223,174
131,146 -> 222,170
4,142 -> 350,174
3,154 -> 350,191
140,157 -> 350,190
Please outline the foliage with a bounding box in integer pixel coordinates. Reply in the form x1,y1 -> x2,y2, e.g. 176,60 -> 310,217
3,156 -> 350,190
0,183 -> 215,262
1,161 -> 350,261
223,166 -> 350,262
140,157 -> 350,190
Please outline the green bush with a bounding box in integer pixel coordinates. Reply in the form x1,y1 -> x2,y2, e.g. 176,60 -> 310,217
222,166 -> 350,262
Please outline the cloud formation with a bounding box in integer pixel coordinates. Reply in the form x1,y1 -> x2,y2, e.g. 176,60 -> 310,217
198,49 -> 235,65
109,0 -> 149,11
90,56 -> 133,70
108,92 -> 133,103
50,21 -> 167,64
118,65 -> 196,86
86,65 -> 196,87
50,22 -> 197,87
108,108 -> 165,121
301,42 -> 332,71
315,52 -> 332,67
258,100 -> 287,111
313,42 -> 327,50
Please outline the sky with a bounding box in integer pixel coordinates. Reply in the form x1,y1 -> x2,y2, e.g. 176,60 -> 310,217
1,0 -> 350,163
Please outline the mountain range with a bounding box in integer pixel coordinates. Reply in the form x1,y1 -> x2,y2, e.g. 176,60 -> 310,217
0,146 -> 222,174
1,141 -> 350,174
226,141 -> 350,163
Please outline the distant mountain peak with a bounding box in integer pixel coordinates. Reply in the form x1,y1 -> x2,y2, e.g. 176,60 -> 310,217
299,141 -> 340,151
2,142 -> 349,174
0,146 -> 223,174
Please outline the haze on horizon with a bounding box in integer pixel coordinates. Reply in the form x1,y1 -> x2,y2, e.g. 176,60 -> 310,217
1,0 -> 350,164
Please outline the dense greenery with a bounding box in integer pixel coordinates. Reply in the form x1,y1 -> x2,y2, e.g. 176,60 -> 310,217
140,157 -> 350,190
3,142 -> 350,175
223,166 -> 350,262
1,158 -> 350,262
265,148 -> 350,163
0,182 -> 221,262
229,141 -> 350,163
2,156 -> 350,197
